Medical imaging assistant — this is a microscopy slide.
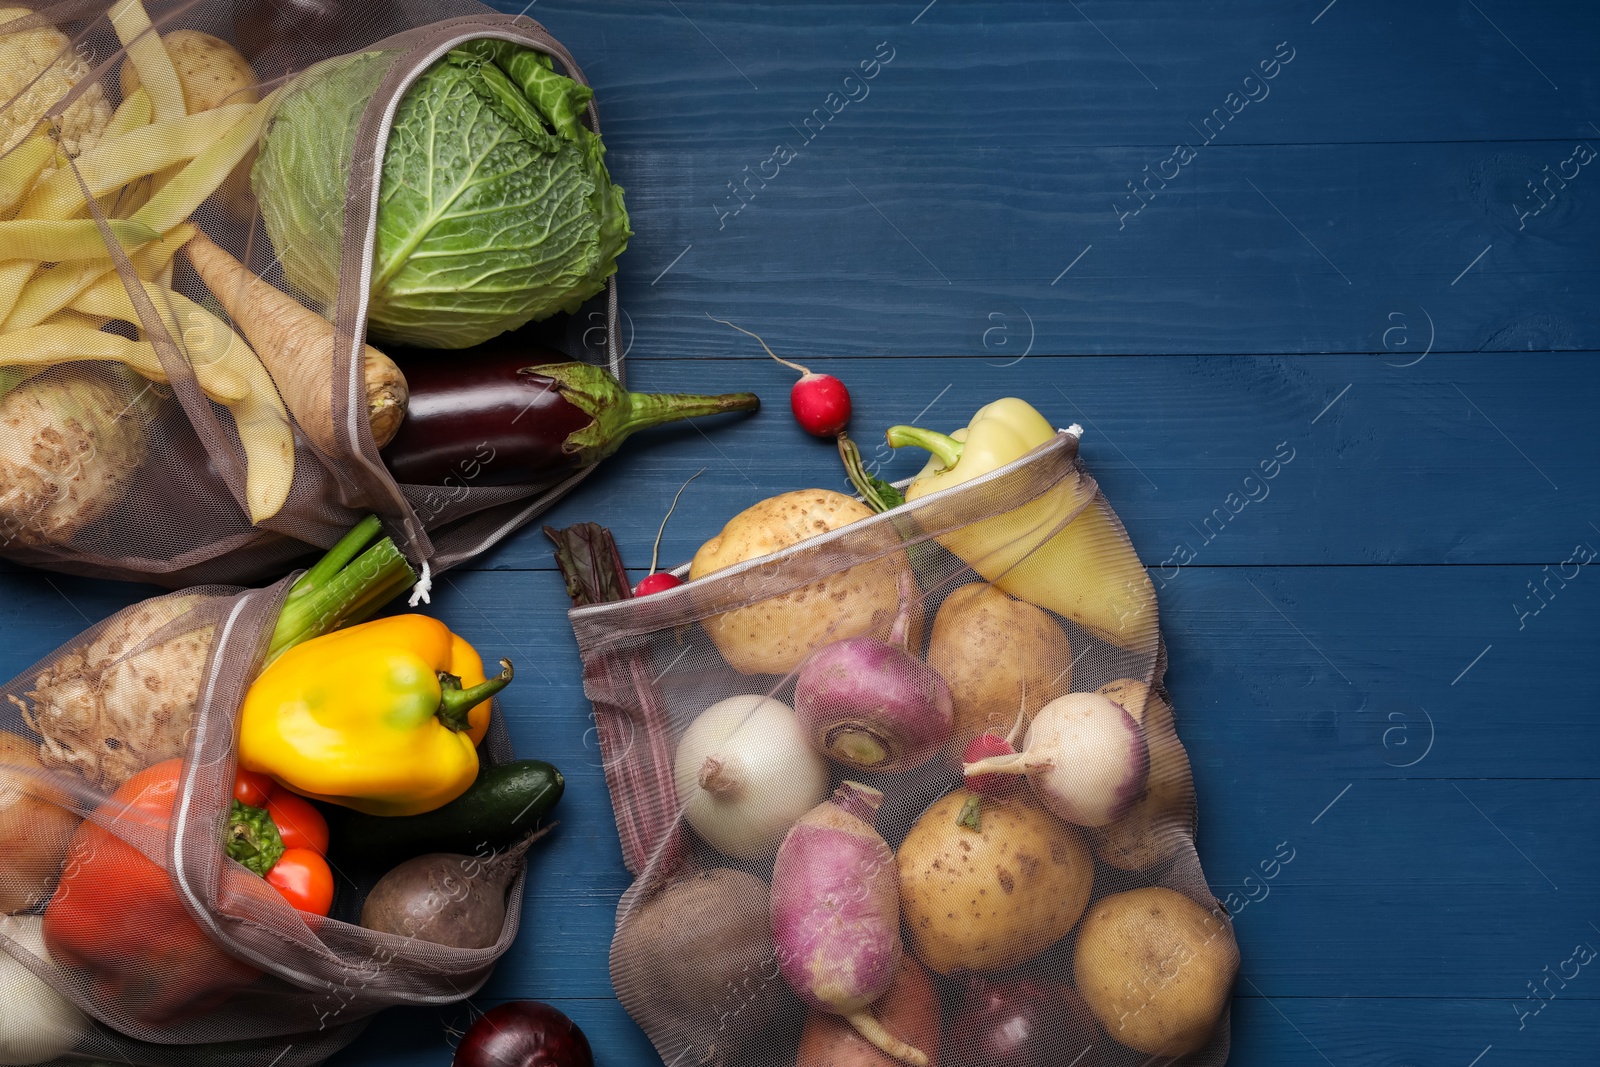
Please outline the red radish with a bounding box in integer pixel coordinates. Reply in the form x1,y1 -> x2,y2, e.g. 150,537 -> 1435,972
633,469 -> 702,597
632,572 -> 682,596
962,732 -> 1021,797
962,704 -> 1027,797
794,577 -> 952,773
962,694 -> 1149,827
771,783 -> 928,1067
709,314 -> 851,437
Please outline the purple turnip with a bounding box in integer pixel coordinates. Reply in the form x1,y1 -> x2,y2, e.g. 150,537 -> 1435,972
794,579 -> 952,773
771,783 -> 928,1066
961,694 -> 1149,828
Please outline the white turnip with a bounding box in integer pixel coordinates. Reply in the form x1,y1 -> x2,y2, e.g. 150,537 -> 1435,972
771,783 -> 926,1066
794,578 -> 952,773
962,693 -> 1149,828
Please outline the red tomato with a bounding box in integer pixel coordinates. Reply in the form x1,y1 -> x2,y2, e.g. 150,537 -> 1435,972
265,849 -> 334,915
266,790 -> 329,854
233,768 -> 277,808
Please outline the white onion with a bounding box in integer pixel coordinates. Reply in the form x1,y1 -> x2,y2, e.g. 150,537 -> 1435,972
0,914 -> 90,1065
674,695 -> 830,858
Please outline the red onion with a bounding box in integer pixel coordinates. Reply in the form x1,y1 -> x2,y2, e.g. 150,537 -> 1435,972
453,1001 -> 594,1067
946,976 -> 1102,1067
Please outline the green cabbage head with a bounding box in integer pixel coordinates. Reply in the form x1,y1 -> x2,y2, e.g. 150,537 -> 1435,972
253,40 -> 630,349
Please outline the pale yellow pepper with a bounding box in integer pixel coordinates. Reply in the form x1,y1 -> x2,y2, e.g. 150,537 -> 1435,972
887,398 -> 1157,651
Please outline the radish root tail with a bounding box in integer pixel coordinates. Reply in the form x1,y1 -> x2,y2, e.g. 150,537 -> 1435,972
844,1009 -> 929,1066
706,313 -> 813,376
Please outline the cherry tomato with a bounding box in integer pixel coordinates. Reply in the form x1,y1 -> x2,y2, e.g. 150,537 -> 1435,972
266,791 -> 329,854
265,849 -> 334,915
233,769 -> 276,808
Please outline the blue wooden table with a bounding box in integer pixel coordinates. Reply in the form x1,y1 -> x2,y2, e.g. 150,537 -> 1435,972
4,1 -> 1596,1063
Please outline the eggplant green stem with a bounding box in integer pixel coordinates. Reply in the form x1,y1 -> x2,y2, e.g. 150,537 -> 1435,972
534,362 -> 760,465
265,517 -> 418,667
436,658 -> 514,732
885,424 -> 964,470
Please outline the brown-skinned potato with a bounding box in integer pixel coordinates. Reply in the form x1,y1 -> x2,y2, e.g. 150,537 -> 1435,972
927,583 -> 1072,756
1073,887 -> 1239,1056
690,490 -> 915,675
898,790 -> 1094,975
1092,679 -> 1196,871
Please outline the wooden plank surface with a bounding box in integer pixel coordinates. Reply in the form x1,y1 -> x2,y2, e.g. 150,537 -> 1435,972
0,1 -> 1594,1065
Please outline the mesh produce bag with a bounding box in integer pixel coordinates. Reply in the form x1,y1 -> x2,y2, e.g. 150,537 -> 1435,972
0,560 -> 529,1066
0,0 -> 625,587
561,427 -> 1240,1067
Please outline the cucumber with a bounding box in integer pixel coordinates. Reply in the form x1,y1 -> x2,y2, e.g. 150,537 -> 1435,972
328,759 -> 564,867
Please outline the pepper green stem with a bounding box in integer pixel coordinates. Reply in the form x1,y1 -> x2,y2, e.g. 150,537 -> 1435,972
436,658 -> 514,732
536,362 -> 760,465
225,799 -> 285,876
885,424 -> 964,470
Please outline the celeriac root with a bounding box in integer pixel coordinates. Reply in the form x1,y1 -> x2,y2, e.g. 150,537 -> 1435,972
10,594 -> 209,791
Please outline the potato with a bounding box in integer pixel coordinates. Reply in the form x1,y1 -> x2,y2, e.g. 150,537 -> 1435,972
1072,887 -> 1238,1056
928,582 -> 1072,754
120,31 -> 259,113
690,489 -> 913,675
0,731 -> 79,913
1093,679 -> 1195,871
897,789 -> 1093,975
120,31 -> 259,219
1094,676 -> 1161,724
797,956 -> 940,1067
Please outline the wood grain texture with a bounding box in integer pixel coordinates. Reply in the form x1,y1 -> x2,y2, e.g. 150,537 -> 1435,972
0,1 -> 1593,1065
457,353 -> 1600,572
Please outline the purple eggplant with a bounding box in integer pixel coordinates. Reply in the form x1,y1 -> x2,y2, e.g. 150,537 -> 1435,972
381,350 -> 758,486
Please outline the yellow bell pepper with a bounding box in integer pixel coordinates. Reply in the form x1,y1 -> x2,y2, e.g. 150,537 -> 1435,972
886,397 -> 1157,651
238,615 -> 513,816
